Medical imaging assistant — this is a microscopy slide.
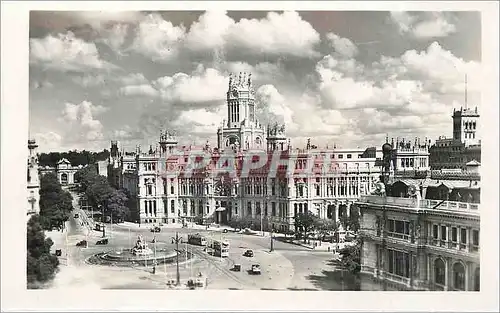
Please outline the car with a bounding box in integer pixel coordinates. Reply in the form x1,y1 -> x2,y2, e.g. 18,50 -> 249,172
232,264 -> 241,272
96,238 -> 109,245
243,249 -> 254,257
150,226 -> 161,233
222,229 -> 228,233
76,240 -> 87,247
250,264 -> 261,275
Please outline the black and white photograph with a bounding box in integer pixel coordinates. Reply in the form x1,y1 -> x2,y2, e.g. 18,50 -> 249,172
1,1 -> 499,312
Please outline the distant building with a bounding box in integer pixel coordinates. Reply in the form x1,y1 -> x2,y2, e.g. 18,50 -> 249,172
27,139 -> 40,216
429,107 -> 481,170
96,160 -> 108,177
39,158 -> 84,187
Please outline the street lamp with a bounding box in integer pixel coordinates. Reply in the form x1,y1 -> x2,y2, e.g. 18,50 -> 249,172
171,232 -> 182,286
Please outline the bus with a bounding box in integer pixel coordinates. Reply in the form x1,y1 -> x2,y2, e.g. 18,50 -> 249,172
211,240 -> 230,257
188,233 -> 207,246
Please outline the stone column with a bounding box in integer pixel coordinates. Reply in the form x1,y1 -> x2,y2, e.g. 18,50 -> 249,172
346,203 -> 351,218
335,203 -> 340,224
335,178 -> 339,197
466,227 -> 471,252
427,254 -> 432,289
445,257 -> 452,291
465,261 -> 472,291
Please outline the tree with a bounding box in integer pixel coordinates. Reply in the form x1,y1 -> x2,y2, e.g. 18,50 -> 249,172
314,218 -> 338,241
339,241 -> 361,274
105,189 -> 129,222
39,172 -> 73,230
74,166 -> 99,194
85,175 -> 113,209
339,213 -> 350,231
294,212 -> 315,242
27,215 -> 59,287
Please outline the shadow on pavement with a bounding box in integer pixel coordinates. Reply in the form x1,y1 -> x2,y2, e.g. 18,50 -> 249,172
306,268 -> 361,291
287,287 -> 318,291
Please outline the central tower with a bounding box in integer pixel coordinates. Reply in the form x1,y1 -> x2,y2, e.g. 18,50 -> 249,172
217,72 -> 266,152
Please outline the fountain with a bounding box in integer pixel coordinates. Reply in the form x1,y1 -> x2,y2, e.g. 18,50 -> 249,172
86,234 -> 193,267
132,235 -> 153,256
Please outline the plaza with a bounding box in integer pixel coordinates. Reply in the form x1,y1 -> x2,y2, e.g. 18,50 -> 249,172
48,207 -> 356,291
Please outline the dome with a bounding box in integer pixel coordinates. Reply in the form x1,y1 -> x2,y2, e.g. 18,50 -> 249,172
382,143 -> 392,153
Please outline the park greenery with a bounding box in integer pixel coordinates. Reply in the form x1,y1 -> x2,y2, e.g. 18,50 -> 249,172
38,172 -> 74,230
75,166 -> 130,222
339,241 -> 362,274
38,149 -> 110,167
27,214 -> 60,288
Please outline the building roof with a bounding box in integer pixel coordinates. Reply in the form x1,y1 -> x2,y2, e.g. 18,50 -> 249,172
57,158 -> 71,165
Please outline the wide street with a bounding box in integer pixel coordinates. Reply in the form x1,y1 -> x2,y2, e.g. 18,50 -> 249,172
47,207 -> 350,290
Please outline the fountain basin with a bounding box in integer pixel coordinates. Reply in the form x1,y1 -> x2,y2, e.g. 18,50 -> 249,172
87,248 -> 193,267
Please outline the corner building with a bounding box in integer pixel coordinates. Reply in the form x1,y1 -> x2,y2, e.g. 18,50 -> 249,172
358,154 -> 480,291
110,72 -> 430,231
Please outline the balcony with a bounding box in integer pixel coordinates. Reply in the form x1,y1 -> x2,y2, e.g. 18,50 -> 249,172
358,195 -> 480,213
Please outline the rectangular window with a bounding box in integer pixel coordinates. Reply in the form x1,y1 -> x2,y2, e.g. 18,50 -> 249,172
451,227 -> 458,241
338,154 -> 343,159
387,249 -> 410,278
472,230 -> 479,251
441,226 -> 447,241
432,225 -> 438,239
387,219 -> 410,240
271,202 -> 276,216
347,154 -> 352,159
170,200 -> 175,214
460,228 -> 467,244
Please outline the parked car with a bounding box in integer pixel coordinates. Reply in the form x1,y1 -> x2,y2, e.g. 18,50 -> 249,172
222,229 -> 228,233
96,238 -> 109,245
250,264 -> 261,275
232,264 -> 241,272
76,240 -> 87,247
150,226 -> 161,233
243,249 -> 254,257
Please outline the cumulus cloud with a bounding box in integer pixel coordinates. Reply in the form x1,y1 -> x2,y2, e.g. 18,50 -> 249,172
224,11 -> 320,58
325,33 -> 358,59
390,11 -> 456,39
117,72 -> 148,85
375,41 -> 482,94
60,100 -> 109,141
30,32 -> 116,72
153,65 -> 228,104
33,131 -> 63,151
71,74 -> 107,87
130,13 -> 186,61
119,84 -> 159,97
131,11 -> 320,62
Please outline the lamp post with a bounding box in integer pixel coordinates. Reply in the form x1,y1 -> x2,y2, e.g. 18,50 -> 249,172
171,232 -> 182,286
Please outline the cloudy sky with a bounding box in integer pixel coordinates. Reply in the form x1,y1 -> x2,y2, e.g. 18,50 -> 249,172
29,10 -> 482,153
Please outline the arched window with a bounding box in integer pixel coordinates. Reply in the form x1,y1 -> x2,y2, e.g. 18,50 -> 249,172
434,258 -> 446,286
61,173 -> 68,185
453,262 -> 466,290
474,267 -> 480,291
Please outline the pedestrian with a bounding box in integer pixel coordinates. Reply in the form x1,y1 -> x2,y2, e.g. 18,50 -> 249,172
153,266 -> 156,274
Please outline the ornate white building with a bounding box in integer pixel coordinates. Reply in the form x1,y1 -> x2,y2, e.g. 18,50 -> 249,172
109,72 -> 432,232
